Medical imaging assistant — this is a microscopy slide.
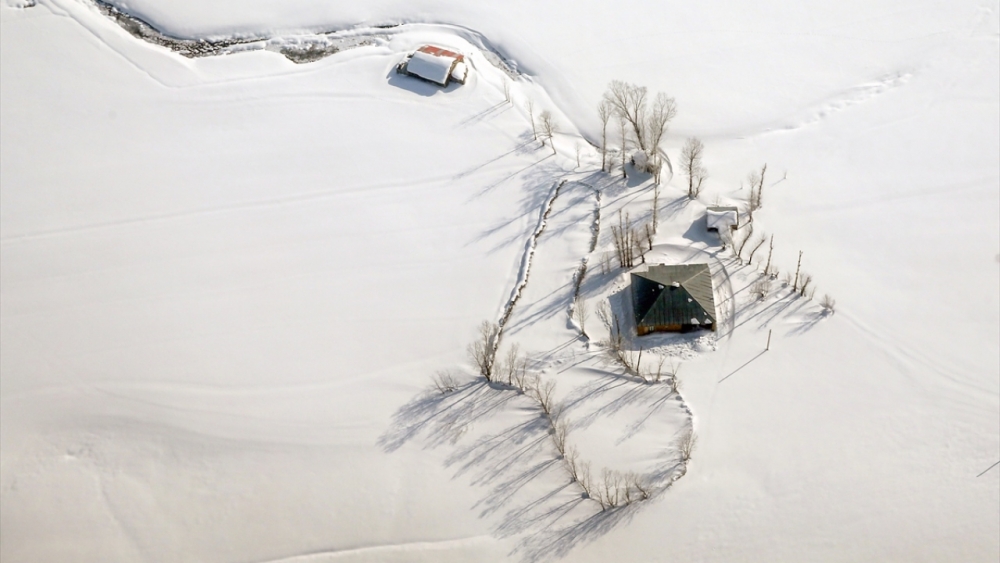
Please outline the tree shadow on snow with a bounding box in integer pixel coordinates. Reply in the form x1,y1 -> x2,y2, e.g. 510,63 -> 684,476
378,375 -> 666,562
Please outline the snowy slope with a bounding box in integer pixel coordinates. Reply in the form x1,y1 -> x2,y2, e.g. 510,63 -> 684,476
2,0 -> 998,562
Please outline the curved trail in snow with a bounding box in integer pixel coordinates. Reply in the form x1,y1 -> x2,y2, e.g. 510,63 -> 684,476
496,180 -> 565,334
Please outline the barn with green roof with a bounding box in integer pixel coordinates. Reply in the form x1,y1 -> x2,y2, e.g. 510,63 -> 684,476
631,264 -> 717,335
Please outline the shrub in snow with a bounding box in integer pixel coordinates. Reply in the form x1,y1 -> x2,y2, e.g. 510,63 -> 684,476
678,430 -> 698,462
432,371 -> 458,394
752,278 -> 771,301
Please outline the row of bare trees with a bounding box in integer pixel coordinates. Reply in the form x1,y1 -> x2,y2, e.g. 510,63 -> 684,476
730,235 -> 835,313
610,211 -> 654,269
451,318 -> 700,511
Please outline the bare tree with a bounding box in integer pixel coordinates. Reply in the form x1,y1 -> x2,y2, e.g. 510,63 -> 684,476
539,110 -> 557,155
496,343 -> 521,386
747,232 -> 767,265
669,367 -> 683,394
526,99 -> 536,140
678,429 -> 698,462
752,277 -> 772,301
747,170 -> 762,211
647,93 -> 677,180
735,222 -> 754,260
511,361 -> 532,393
600,469 -> 622,509
652,184 -> 660,232
598,99 -> 613,172
573,295 -> 589,337
756,163 -> 767,207
605,80 -> 650,154
625,471 -> 651,500
763,235 -> 775,276
619,116 -> 628,178
748,164 -> 767,210
577,459 -> 594,499
605,81 -> 677,176
793,250 -> 803,291
432,371 -> 458,394
820,294 -> 836,314
651,355 -> 667,383
552,418 -> 570,456
798,273 -> 813,297
468,320 -> 499,381
532,378 -> 558,418
611,211 -> 640,268
680,138 -> 707,199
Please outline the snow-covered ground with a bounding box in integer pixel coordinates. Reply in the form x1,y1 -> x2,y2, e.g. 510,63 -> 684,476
2,0 -> 998,562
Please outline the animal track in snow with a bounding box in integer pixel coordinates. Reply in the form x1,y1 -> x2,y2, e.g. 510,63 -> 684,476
766,70 -> 916,135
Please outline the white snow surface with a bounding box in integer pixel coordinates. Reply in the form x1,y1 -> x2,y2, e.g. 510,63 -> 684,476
707,208 -> 738,232
404,49 -> 454,86
2,0 -> 998,562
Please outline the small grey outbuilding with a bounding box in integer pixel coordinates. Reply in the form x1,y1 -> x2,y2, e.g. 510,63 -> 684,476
705,206 -> 739,233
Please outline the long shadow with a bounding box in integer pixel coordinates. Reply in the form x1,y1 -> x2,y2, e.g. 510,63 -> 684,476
453,138 -> 534,179
378,380 -> 518,453
379,378 -> 601,553
718,350 -> 767,382
786,310 -> 828,335
502,280 -> 575,337
466,160 -> 563,256
616,388 -> 679,444
732,291 -> 806,332
386,69 -> 463,96
457,102 -> 512,128
512,501 -> 644,562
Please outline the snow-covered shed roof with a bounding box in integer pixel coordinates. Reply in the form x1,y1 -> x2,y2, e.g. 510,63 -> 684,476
706,206 -> 739,231
403,46 -> 465,86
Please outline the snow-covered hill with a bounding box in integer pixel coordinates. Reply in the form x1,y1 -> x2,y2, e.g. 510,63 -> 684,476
2,1 -> 997,562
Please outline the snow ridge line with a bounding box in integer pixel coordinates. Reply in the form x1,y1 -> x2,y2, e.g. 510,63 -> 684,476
570,184 -> 601,303
496,180 -> 566,335
81,0 -> 524,73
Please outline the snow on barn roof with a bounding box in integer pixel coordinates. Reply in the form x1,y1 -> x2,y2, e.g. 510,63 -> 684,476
404,46 -> 464,86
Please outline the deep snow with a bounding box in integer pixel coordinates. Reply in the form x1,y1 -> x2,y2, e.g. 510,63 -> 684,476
2,0 -> 998,562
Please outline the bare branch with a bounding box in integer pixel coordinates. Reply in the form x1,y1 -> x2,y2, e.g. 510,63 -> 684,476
680,137 -> 707,199
432,371 -> 458,394
467,320 -> 500,381
678,429 -> 698,462
598,99 -> 613,172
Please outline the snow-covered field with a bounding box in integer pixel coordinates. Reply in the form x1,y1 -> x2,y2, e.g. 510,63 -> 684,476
2,0 -> 998,562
